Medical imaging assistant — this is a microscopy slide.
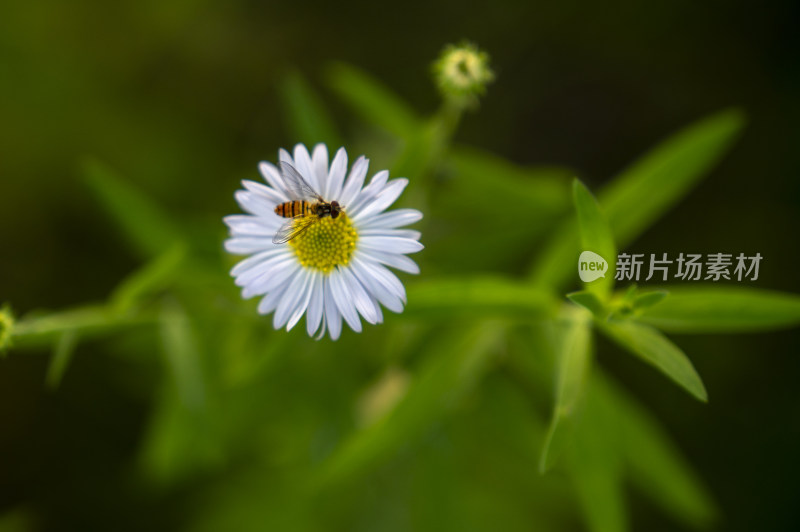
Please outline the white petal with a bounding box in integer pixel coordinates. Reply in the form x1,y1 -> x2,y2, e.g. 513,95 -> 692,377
363,208 -> 423,229
329,269 -> 362,332
224,236 -> 273,255
338,155 -> 368,206
315,313 -> 327,341
277,149 -> 296,194
350,258 -> 404,313
257,282 -> 291,315
273,268 -> 312,329
341,266 -> 380,324
278,148 -> 293,165
354,256 -> 407,303
347,170 -> 389,213
371,295 -> 384,323
356,248 -> 420,274
234,190 -> 275,218
327,148 -> 348,201
323,277 -> 343,340
230,248 -> 290,276
236,252 -> 295,289
306,274 -> 324,336
259,161 -> 290,198
224,215 -> 278,237
242,179 -> 288,204
357,229 -> 421,241
242,258 -> 299,297
293,144 -> 319,194
358,236 -> 424,254
351,179 -> 408,221
287,271 -> 318,331
312,144 -> 329,193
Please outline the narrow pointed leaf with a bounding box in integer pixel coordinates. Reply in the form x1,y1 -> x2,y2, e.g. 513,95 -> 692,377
390,120 -> 440,181
632,290 -> 669,311
566,291 -> 605,317
325,62 -> 422,139
139,385 -> 220,486
404,277 -> 558,320
449,146 -> 572,212
112,244 -> 186,313
531,109 -> 745,290
312,323 -> 504,490
279,71 -> 341,147
595,372 -> 717,529
570,449 -> 628,532
601,109 -> 745,246
82,159 -> 183,258
573,179 -> 617,298
45,331 -> 78,389
159,299 -> 205,410
638,287 -> 800,333
529,225 -> 580,290
568,379 -> 628,532
540,310 -> 592,472
600,320 -> 707,401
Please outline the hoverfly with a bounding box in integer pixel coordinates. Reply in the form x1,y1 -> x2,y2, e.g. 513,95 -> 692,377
272,161 -> 343,244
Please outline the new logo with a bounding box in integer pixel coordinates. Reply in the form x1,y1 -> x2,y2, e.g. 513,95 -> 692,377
578,251 -> 608,283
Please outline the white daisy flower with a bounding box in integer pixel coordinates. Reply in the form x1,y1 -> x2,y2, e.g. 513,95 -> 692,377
224,144 -> 424,340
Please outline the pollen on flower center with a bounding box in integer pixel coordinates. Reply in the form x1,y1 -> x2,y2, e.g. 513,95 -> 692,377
289,212 -> 358,273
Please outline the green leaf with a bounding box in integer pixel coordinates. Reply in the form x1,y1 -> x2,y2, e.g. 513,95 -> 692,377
566,291 -> 605,317
390,120 -> 440,181
567,378 -> 628,532
529,224 -> 580,291
531,109 -> 745,290
429,149 -> 571,272
45,331 -> 78,390
279,71 -> 341,148
600,320 -> 707,402
159,299 -> 205,410
595,372 -> 717,529
325,62 -> 422,139
82,159 -> 183,259
448,146 -> 572,213
569,444 -> 628,532
404,277 -> 558,320
573,179 -> 617,298
638,286 -> 800,333
540,309 -> 592,472
139,383 -> 221,487
311,323 -> 504,491
632,290 -> 668,311
600,108 -> 745,247
112,244 -> 186,314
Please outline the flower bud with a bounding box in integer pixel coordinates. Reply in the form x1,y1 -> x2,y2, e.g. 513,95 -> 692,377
433,42 -> 494,107
0,305 -> 14,354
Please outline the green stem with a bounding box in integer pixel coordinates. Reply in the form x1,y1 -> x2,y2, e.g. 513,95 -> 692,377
11,305 -> 157,348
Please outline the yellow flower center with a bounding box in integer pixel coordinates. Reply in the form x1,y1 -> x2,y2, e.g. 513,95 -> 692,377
289,212 -> 358,273
444,49 -> 482,88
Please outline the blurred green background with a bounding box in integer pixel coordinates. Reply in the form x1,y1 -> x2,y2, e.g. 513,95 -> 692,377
1,0 -> 799,531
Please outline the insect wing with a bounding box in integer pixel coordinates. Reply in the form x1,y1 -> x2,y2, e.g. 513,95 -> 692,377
280,161 -> 323,201
272,215 -> 318,244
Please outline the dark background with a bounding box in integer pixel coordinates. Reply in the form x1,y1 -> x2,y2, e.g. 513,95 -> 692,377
1,0 -> 798,530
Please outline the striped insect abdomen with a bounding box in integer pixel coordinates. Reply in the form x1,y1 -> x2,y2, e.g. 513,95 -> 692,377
275,200 -> 313,218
